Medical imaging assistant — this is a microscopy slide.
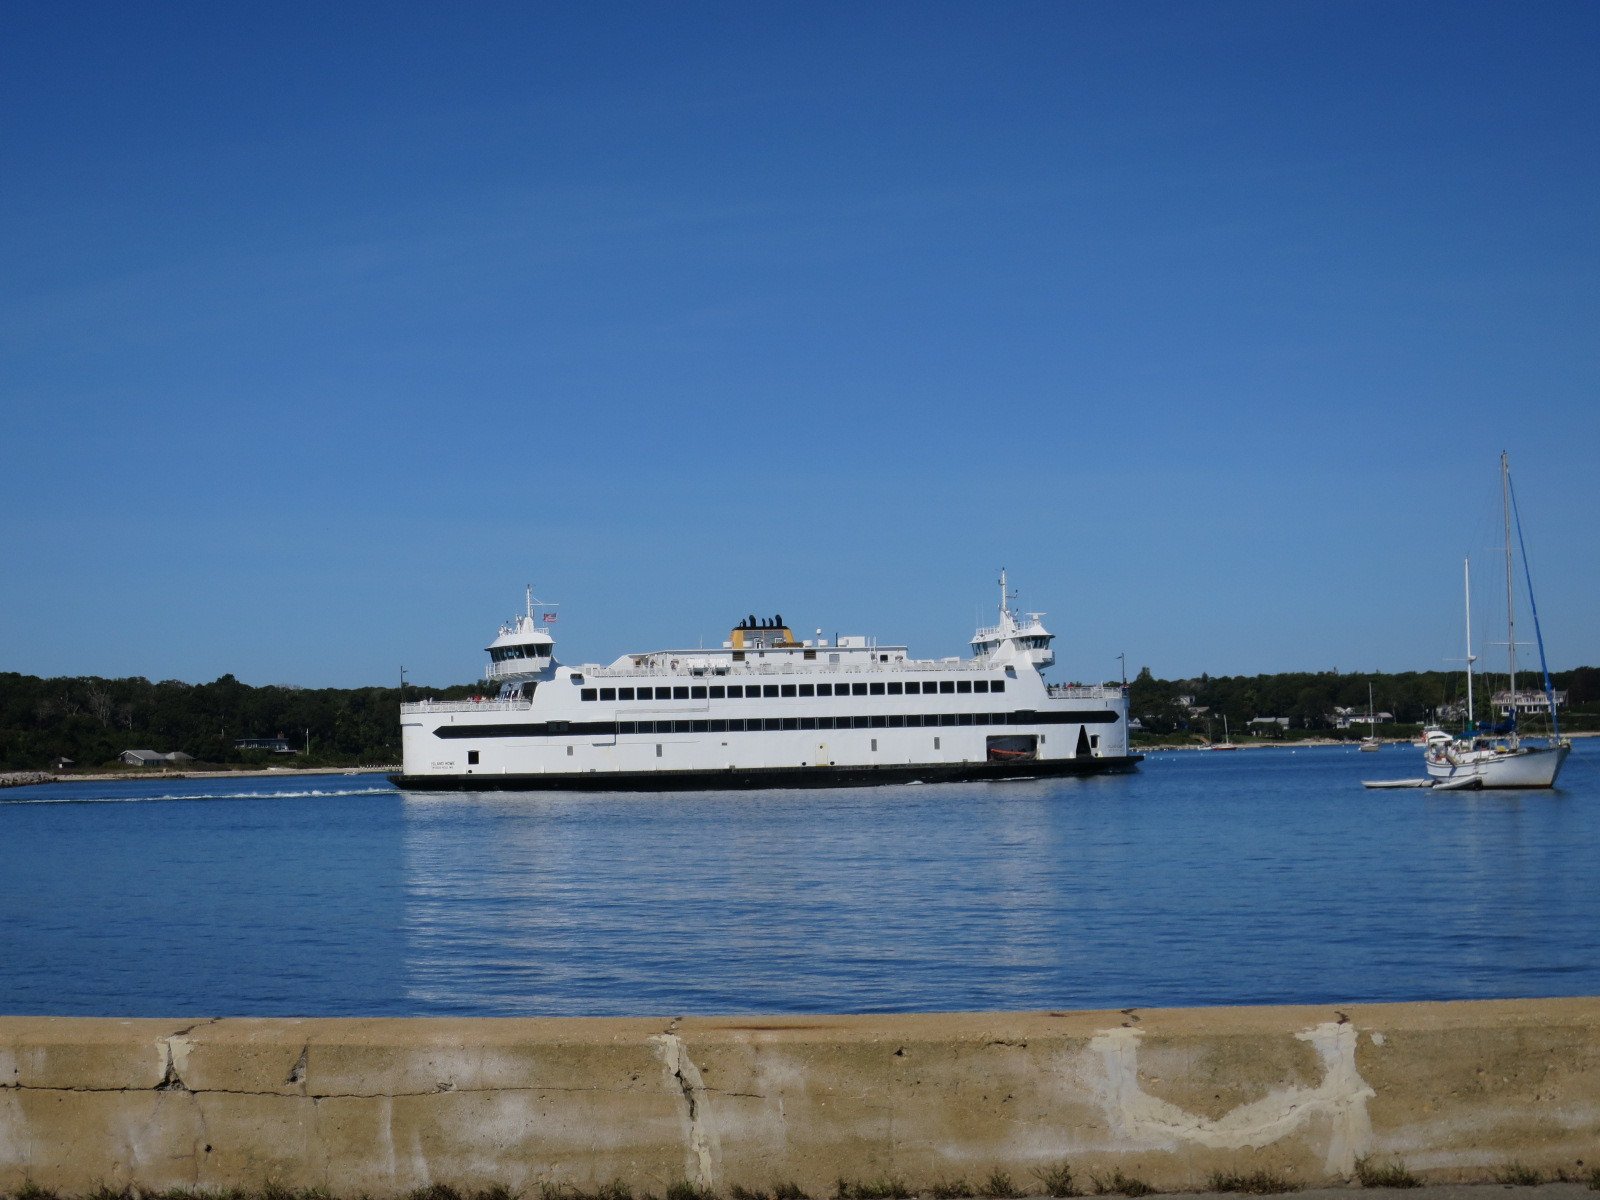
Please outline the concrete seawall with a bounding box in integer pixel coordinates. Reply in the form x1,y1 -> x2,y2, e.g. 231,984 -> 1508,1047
2,998 -> 1597,1194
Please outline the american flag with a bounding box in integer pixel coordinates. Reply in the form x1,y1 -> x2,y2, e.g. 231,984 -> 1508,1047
543,612 -> 558,623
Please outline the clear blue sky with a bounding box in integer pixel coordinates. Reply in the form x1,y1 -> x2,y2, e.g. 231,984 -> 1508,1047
3,1 -> 1596,688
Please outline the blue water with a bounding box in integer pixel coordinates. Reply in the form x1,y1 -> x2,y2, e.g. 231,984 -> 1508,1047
3,741 -> 1598,1017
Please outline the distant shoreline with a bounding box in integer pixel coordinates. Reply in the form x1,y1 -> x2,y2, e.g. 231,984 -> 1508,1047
1136,730 -> 1600,751
2,765 -> 397,787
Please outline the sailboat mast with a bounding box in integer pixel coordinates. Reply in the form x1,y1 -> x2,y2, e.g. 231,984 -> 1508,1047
1463,557 -> 1475,727
1507,466 -> 1562,743
1501,452 -> 1517,742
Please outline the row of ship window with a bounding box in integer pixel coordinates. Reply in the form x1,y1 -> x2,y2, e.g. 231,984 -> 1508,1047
617,712 -> 1014,734
490,645 -> 551,662
578,679 -> 1005,703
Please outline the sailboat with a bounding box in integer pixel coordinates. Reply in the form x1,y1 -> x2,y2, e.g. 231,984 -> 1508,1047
1209,715 -> 1239,751
1423,453 -> 1570,789
1359,683 -> 1382,751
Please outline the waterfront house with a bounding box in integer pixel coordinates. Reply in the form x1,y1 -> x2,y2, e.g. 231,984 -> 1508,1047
119,750 -> 195,767
1491,689 -> 1567,717
1249,717 -> 1290,732
234,736 -> 295,754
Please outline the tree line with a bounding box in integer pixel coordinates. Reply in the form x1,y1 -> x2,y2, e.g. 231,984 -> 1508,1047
1123,664 -> 1600,739
3,663 -> 1597,770
0,671 -> 483,770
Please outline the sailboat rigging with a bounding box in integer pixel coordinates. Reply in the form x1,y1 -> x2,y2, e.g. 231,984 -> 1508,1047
1360,683 -> 1381,751
1422,453 -> 1570,789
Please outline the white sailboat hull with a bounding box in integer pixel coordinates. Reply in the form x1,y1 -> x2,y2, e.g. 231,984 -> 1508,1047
1423,742 -> 1570,789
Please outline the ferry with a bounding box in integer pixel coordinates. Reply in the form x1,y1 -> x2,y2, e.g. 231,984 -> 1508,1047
391,574 -> 1142,791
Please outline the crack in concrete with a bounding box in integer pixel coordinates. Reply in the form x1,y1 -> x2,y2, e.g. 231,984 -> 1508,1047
650,1032 -> 720,1189
155,1048 -> 187,1093
156,1018 -> 222,1093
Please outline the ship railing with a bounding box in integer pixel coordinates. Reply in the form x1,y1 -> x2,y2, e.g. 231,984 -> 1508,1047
972,619 -> 1047,641
971,623 -> 1007,641
485,659 -> 549,680
400,699 -> 532,715
1046,684 -> 1125,700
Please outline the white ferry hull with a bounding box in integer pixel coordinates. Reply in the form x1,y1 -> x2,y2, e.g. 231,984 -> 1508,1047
395,692 -> 1140,793
392,753 -> 1142,792
1422,742 -> 1569,789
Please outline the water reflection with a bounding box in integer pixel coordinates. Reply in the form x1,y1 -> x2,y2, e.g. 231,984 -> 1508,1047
398,742 -> 1600,1016
7,746 -> 1591,1017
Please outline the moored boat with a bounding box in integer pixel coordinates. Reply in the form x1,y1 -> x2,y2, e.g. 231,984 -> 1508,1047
1423,454 -> 1570,790
1207,715 -> 1238,751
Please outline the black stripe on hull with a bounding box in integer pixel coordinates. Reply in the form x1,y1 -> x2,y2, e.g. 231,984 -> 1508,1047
432,708 -> 1120,740
389,754 -> 1143,793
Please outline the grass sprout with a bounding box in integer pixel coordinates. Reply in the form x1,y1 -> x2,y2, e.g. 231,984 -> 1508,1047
1204,1170 -> 1296,1195
1090,1171 -> 1155,1197
1353,1157 -> 1420,1189
1493,1164 -> 1543,1187
1033,1163 -> 1080,1198
835,1182 -> 910,1200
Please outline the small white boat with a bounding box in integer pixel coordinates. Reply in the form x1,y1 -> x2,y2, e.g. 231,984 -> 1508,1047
1422,454 -> 1570,790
